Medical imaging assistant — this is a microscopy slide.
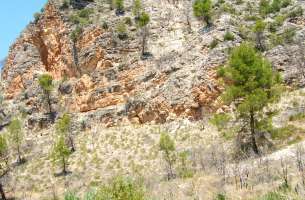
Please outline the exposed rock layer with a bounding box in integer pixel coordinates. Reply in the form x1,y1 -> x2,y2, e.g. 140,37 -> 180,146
1,0 -> 305,126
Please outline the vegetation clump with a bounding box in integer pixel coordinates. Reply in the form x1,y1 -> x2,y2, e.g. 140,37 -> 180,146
115,0 -> 125,15
193,0 -> 213,27
224,31 -> 235,41
116,21 -> 128,40
259,0 -> 292,17
69,8 -> 93,25
64,176 -> 147,200
210,38 -> 219,49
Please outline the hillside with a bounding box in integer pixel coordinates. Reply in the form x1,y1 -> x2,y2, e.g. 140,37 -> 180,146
0,0 -> 305,199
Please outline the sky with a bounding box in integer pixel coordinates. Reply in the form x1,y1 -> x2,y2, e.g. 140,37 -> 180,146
0,0 -> 47,60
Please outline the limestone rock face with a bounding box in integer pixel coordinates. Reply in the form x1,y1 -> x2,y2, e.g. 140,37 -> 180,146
2,3 -> 76,99
1,0 -> 305,127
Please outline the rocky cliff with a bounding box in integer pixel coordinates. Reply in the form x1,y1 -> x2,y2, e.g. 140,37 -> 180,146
1,0 -> 225,127
2,0 -> 305,128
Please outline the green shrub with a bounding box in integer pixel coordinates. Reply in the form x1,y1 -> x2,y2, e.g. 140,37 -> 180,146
34,12 -> 41,23
209,39 -> 218,49
215,193 -> 226,200
137,12 -> 150,27
95,176 -> 147,200
224,31 -> 235,41
78,8 -> 93,18
215,0 -> 225,7
210,113 -> 231,131
132,0 -> 142,17
69,8 -> 93,25
124,17 -> 132,26
115,0 -> 124,13
217,66 -> 225,77
268,15 -> 287,33
221,3 -> 236,14
70,26 -> 83,42
244,15 -> 260,21
259,0 -> 271,16
64,192 -> 80,200
259,191 -> 285,200
259,0 -> 292,16
116,21 -> 128,40
102,21 -> 108,29
236,0 -> 243,5
270,0 -> 282,13
288,6 -> 303,18
193,0 -> 213,26
268,22 -> 278,33
177,151 -> 194,179
289,112 -> 305,121
282,28 -> 296,43
270,33 -> 284,46
238,25 -> 251,39
281,0 -> 291,8
270,125 -> 296,140
61,0 -> 70,9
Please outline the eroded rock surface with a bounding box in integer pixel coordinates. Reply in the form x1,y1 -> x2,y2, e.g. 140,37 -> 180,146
1,0 -> 305,126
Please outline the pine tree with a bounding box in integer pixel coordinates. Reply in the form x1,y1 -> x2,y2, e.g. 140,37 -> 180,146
137,11 -> 150,56
56,114 -> 75,152
219,43 -> 281,155
51,135 -> 71,175
159,132 -> 176,180
8,118 -> 24,164
193,0 -> 212,27
38,74 -> 54,113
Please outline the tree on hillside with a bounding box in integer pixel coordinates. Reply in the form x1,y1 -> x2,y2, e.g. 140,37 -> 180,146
218,43 -> 281,155
38,74 -> 54,114
8,118 -> 24,164
193,0 -> 212,27
137,11 -> 150,57
51,134 -> 71,175
132,0 -> 142,19
159,132 -> 176,180
0,135 -> 9,200
56,113 -> 75,152
253,19 -> 266,51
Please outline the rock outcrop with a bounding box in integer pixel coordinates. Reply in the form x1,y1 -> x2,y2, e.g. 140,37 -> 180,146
1,0 -> 224,126
1,0 -> 305,126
